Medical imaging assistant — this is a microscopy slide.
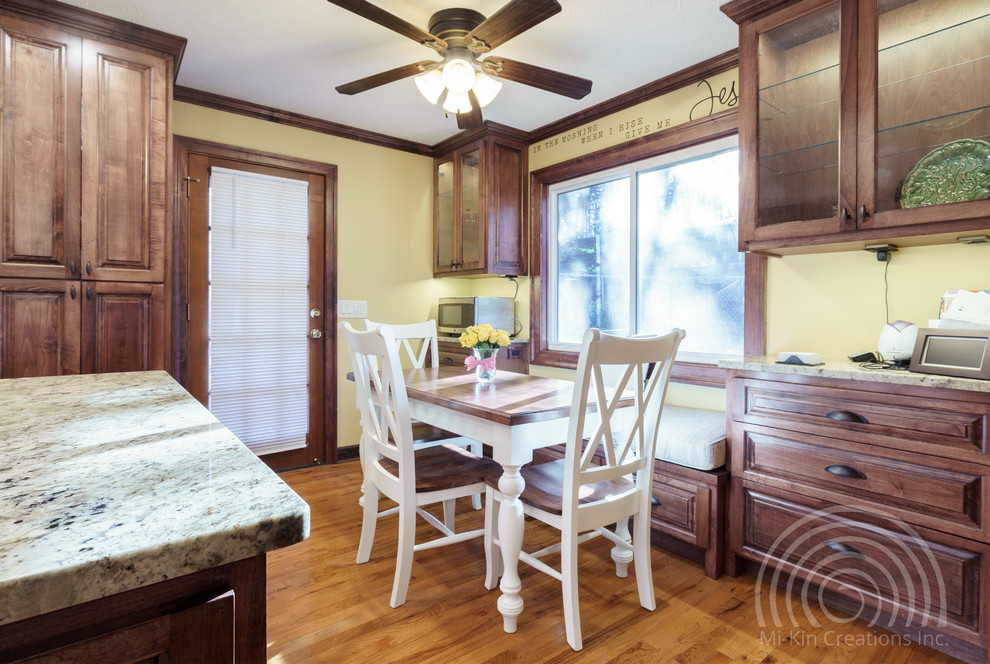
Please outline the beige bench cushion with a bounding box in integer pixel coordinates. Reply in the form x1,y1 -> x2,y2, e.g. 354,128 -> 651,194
655,406 -> 726,471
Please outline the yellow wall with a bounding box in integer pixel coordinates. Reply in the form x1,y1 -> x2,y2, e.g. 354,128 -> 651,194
175,78 -> 990,448
767,243 -> 990,354
173,102 -> 470,451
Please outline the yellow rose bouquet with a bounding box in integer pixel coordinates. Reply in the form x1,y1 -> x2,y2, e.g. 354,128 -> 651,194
459,324 -> 511,382
458,323 -> 511,350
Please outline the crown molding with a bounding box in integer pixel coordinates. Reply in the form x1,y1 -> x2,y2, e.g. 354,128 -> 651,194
173,86 -> 434,157
0,0 -> 186,77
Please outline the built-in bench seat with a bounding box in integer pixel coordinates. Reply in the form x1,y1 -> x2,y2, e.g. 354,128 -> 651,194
533,405 -> 728,579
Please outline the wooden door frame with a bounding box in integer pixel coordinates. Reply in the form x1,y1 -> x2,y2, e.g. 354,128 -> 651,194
173,136 -> 338,466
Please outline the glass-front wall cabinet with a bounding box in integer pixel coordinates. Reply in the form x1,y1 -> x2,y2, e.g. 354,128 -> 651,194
433,145 -> 484,274
757,1 -> 842,228
436,159 -> 455,269
874,0 -> 990,215
729,0 -> 990,253
432,130 -> 527,277
460,149 -> 481,267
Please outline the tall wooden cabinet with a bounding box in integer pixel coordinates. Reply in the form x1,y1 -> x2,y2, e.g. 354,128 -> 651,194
0,2 -> 182,378
433,123 -> 528,277
722,0 -> 990,254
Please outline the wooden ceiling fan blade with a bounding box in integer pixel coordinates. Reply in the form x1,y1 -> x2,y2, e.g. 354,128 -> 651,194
326,0 -> 446,50
465,0 -> 561,53
482,57 -> 592,99
457,90 -> 484,130
335,60 -> 438,95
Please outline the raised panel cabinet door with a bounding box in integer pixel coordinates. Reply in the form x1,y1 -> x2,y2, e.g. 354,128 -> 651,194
487,140 -> 526,275
80,39 -> 168,283
81,281 -> 164,374
0,16 -> 81,280
0,279 -> 80,378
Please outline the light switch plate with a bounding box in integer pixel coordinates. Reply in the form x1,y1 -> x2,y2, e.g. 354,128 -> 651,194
337,300 -> 367,319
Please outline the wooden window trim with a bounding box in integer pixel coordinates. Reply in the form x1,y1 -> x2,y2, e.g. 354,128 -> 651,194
528,109 -> 766,387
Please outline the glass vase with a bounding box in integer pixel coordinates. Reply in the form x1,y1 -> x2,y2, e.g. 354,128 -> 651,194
472,347 -> 499,384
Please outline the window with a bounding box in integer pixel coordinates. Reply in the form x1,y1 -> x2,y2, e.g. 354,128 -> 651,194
531,114 -> 764,384
548,137 -> 742,362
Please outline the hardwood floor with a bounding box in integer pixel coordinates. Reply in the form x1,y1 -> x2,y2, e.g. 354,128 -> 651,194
266,462 -> 962,663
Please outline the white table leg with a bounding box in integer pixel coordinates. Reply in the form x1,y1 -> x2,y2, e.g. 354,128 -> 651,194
496,463 -> 525,633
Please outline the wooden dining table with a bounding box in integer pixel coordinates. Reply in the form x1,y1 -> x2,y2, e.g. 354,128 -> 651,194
402,365 -> 581,634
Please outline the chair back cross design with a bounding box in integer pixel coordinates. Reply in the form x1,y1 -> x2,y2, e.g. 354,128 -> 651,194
341,321 -> 498,608
484,326 -> 685,650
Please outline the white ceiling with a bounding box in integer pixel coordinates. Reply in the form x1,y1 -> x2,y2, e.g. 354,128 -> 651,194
59,0 -> 739,146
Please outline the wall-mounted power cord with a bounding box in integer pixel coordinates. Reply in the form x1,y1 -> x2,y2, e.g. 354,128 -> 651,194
502,275 -> 523,336
864,243 -> 897,324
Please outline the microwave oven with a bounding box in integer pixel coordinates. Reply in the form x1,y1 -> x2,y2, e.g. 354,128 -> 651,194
437,297 -> 514,336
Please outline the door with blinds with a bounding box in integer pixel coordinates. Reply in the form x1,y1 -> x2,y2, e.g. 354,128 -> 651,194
185,150 -> 333,470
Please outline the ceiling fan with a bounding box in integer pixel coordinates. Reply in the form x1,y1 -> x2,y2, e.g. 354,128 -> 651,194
327,0 -> 593,130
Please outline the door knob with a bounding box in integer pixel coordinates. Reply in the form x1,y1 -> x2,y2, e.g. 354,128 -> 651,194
309,329 -> 323,339
310,308 -> 321,318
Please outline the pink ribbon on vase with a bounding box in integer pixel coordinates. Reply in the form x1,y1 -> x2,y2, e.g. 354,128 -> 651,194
464,355 -> 496,371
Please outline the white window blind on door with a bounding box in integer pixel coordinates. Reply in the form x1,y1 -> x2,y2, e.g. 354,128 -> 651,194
208,166 -> 310,456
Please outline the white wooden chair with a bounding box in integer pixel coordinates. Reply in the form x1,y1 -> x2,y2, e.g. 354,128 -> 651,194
340,321 -> 501,608
364,318 -> 483,511
483,326 -> 685,650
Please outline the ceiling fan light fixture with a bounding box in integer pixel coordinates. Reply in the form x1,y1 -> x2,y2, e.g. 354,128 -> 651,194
472,72 -> 502,108
414,69 -> 445,104
441,57 -> 476,94
442,90 -> 472,114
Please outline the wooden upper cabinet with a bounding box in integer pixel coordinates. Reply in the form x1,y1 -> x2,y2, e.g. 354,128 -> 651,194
0,12 -> 172,283
81,39 -> 168,283
433,126 -> 527,277
0,16 -> 81,280
723,0 -> 990,254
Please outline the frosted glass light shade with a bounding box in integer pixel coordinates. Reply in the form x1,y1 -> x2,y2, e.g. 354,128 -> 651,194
442,90 -> 472,114
442,58 -> 475,94
472,72 -> 502,107
414,69 -> 445,104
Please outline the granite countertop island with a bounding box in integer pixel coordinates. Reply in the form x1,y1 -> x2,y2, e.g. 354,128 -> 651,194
0,370 -> 310,633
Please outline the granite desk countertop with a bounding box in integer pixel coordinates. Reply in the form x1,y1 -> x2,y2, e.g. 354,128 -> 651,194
0,371 -> 310,627
719,356 -> 990,393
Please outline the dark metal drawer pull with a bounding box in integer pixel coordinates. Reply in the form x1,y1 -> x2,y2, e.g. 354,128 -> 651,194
651,495 -> 661,507
824,464 -> 866,480
826,410 -> 867,423
823,540 -> 864,559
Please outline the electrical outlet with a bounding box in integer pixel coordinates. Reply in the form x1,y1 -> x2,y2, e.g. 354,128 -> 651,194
864,243 -> 898,262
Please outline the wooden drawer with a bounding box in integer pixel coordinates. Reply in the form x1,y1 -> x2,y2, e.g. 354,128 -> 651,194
651,474 -> 708,547
731,421 -> 989,541
435,340 -> 529,374
735,483 -> 988,646
729,377 -> 990,461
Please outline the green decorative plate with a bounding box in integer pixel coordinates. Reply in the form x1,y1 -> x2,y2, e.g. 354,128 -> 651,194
900,138 -> 990,209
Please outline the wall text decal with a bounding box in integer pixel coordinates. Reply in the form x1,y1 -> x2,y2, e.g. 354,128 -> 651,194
529,69 -> 739,171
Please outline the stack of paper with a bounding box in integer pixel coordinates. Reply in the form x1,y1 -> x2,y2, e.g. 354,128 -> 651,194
939,290 -> 990,329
